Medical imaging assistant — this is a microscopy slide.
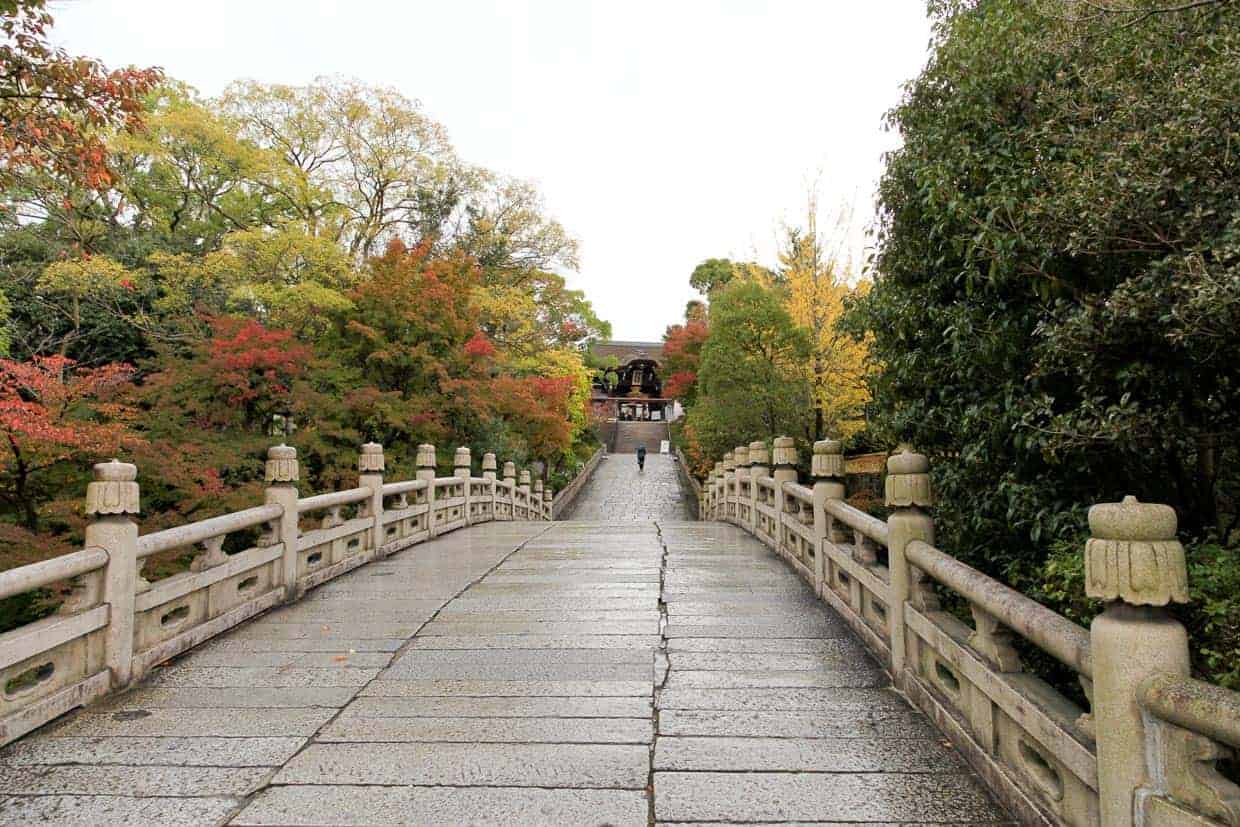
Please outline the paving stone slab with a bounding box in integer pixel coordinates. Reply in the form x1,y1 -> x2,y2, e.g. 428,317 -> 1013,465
232,784 -> 648,826
193,637 -> 402,653
319,715 -> 653,744
366,661 -> 651,681
148,666 -> 380,688
0,764 -> 270,797
658,709 -> 942,739
0,794 -> 243,826
665,622 -> 850,639
406,634 -> 661,650
659,687 -> 912,712
389,648 -> 654,667
664,668 -> 886,689
225,622 -> 424,639
653,771 -> 1004,822
360,679 -> 651,697
654,736 -> 967,773
169,650 -> 394,668
0,736 -> 305,767
275,742 -> 649,788
419,620 -> 659,635
667,637 -> 864,654
95,686 -> 357,709
46,708 -> 335,738
668,652 -> 867,671
342,695 -> 650,719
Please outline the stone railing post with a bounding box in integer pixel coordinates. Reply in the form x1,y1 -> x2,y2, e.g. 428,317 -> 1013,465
722,452 -> 736,523
482,452 -> 497,520
417,443 -> 437,537
544,487 -> 554,521
772,437 -> 798,557
518,469 -> 532,520
1087,496 -> 1191,827
734,445 -> 751,529
454,447 -> 471,525
502,461 -> 516,520
712,461 -> 724,520
87,459 -> 140,689
884,445 -> 934,684
359,442 -> 385,554
264,444 -> 300,601
532,478 -> 544,521
749,440 -> 770,536
812,439 -> 845,596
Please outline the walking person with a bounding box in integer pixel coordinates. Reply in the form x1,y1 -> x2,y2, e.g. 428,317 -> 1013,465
636,444 -> 646,471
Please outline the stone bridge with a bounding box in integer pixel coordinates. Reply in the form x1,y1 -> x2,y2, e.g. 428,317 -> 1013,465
0,442 -> 1236,827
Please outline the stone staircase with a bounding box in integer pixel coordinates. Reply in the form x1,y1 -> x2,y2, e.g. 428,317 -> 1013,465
611,421 -> 669,454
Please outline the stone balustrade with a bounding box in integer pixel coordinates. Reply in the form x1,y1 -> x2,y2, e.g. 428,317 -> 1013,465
0,441 -> 593,747
699,438 -> 1240,827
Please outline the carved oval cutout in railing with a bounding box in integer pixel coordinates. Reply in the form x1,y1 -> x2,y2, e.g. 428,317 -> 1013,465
1018,737 -> 1066,803
160,605 -> 191,628
4,662 -> 54,698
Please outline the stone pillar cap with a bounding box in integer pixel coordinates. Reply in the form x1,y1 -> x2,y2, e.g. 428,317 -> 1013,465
772,436 -> 798,467
1088,495 -> 1177,541
722,452 -> 735,471
416,443 -> 437,469
533,478 -> 544,492
86,459 -> 140,515
481,453 -> 498,470
359,442 -> 384,472
519,470 -> 531,485
1085,495 -> 1187,606
748,441 -> 770,464
265,444 -> 300,484
502,461 -> 516,477
812,438 -> 844,479
734,445 -> 751,467
884,445 -> 931,507
454,446 -> 471,466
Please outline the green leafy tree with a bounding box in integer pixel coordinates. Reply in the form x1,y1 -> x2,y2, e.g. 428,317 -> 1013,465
686,282 -> 812,460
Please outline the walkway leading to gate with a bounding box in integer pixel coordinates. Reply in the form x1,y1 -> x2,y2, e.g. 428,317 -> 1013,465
0,457 -> 1007,825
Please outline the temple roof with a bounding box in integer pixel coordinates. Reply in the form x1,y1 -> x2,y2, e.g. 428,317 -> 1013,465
591,340 -> 665,365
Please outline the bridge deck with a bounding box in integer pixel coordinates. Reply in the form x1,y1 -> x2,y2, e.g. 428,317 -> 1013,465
0,458 -> 1008,825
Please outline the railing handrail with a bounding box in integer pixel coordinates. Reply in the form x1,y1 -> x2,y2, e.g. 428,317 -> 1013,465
783,481 -> 812,504
906,538 -> 1092,678
0,546 -> 109,602
1140,671 -> 1240,750
824,499 -> 889,546
297,487 -> 371,512
137,504 -> 284,558
380,479 -> 427,496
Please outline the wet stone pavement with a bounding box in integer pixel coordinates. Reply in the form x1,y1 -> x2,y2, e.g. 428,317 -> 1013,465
0,464 -> 1009,825
562,452 -> 695,521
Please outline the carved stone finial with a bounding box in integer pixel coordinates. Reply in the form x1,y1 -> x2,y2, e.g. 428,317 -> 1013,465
748,441 -> 770,466
533,478 -> 544,494
1085,496 -> 1188,606
86,459 -> 140,515
885,445 -> 931,507
359,442 -> 384,473
723,452 -> 735,472
482,452 -> 497,472
772,436 -> 797,467
812,439 -> 844,480
734,445 -> 750,468
454,446 -> 471,470
502,461 -> 516,480
416,443 -> 437,469
519,469 -> 531,486
265,444 -> 299,484
544,488 -> 553,503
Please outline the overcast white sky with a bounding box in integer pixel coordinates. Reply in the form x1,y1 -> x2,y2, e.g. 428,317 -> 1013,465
50,1 -> 932,341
